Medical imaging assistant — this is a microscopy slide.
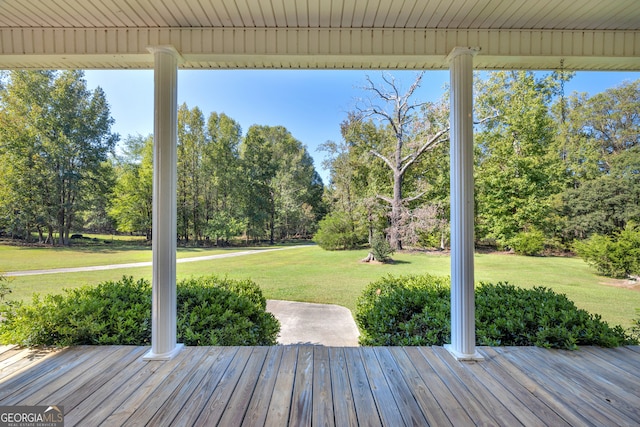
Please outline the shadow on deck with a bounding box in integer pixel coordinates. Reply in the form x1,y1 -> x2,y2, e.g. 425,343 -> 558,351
1,344 -> 639,426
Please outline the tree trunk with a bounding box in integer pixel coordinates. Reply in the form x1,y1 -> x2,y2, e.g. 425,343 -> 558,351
361,252 -> 375,263
389,171 -> 403,250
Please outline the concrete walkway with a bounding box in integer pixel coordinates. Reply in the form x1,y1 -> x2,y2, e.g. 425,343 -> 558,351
266,300 -> 360,346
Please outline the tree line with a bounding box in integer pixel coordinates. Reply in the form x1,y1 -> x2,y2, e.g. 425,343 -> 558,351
2,69 -> 638,254
0,70 -> 324,245
317,71 -> 640,256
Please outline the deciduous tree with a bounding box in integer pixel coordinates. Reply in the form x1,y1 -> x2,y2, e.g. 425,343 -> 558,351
354,72 -> 450,250
0,70 -> 117,244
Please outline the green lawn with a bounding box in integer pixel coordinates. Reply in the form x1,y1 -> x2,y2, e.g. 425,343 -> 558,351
0,244 -> 251,272
3,244 -> 639,330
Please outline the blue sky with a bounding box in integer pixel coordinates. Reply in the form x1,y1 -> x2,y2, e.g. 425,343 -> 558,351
83,69 -> 640,182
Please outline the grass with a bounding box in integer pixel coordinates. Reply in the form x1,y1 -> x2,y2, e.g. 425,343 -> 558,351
2,244 -> 639,330
0,243 -> 254,272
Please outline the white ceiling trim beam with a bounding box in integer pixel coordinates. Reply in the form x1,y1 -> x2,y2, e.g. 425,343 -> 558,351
1,28 -> 639,70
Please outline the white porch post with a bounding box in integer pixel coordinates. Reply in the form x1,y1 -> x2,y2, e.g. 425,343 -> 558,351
144,46 -> 183,360
445,47 -> 483,361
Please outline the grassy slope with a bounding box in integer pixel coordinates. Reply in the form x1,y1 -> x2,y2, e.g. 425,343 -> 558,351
3,245 -> 639,329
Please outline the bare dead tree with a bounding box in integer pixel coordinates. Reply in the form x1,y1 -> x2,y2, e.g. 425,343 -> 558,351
357,71 -> 450,250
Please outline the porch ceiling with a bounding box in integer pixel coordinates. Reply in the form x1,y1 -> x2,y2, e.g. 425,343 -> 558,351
1,0 -> 639,70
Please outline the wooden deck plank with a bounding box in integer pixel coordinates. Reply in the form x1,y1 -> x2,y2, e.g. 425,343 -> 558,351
373,347 -> 429,426
0,345 -> 20,362
343,348 -> 382,426
627,345 -> 640,355
1,346 -> 111,405
360,347 -> 405,426
115,347 -> 211,426
403,347 -> 475,425
527,346 -> 640,424
0,347 -> 69,400
328,347 -> 358,427
312,346 -> 335,427
167,347 -> 240,427
194,346 -> 254,427
242,346 -> 284,426
288,345 -> 314,427
0,347 -> 62,386
416,347 -> 500,426
491,347 -> 600,426
0,345 -> 17,353
478,347 -> 578,427
387,347 -> 453,427
264,345 -> 298,427
1,345 -> 639,427
571,347 -> 640,395
63,349 -> 155,425
464,348 -> 557,426
218,346 -> 270,426
580,346 -> 640,373
499,346 -> 634,426
96,348 -> 206,426
41,346 -> 148,411
432,346 -> 524,426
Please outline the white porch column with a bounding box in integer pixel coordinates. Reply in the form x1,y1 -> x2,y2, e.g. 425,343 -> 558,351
445,47 -> 483,361
144,46 -> 183,360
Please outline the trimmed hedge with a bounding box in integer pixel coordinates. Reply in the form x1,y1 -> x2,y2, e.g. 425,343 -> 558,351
0,275 -> 279,347
356,274 -> 636,349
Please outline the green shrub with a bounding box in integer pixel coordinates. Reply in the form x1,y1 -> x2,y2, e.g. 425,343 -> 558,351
0,273 -> 11,301
631,310 -> 640,342
0,276 -> 152,346
355,274 -> 635,349
177,276 -> 279,346
313,211 -> 366,250
475,283 -> 632,349
356,274 -> 451,346
0,275 -> 279,347
574,222 -> 640,278
370,233 -> 394,262
509,228 -> 545,256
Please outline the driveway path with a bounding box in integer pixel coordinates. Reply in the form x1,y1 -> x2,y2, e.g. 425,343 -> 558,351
5,245 -> 309,277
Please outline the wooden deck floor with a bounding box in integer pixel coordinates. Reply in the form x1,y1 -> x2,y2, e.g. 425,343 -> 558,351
1,344 -> 639,426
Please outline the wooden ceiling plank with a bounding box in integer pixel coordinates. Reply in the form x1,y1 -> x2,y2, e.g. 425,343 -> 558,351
317,0 -> 331,27
374,0 -> 394,27
475,0 -> 510,28
0,2 -> 33,27
40,0 -> 83,27
14,0 -> 64,27
339,0 -> 357,28
159,0 -> 190,27
360,0 -> 382,28
390,0 -> 419,28
464,1 -> 494,29
272,0 -> 290,27
403,0 -> 435,28
292,0 -> 308,27
193,0 -> 220,26
330,0 -> 344,27
596,2 -> 640,31
134,0 -> 170,27
483,0 -> 531,29
438,0 -> 477,28
175,0 -> 207,27
235,0 -> 260,28
424,0 -> 455,29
